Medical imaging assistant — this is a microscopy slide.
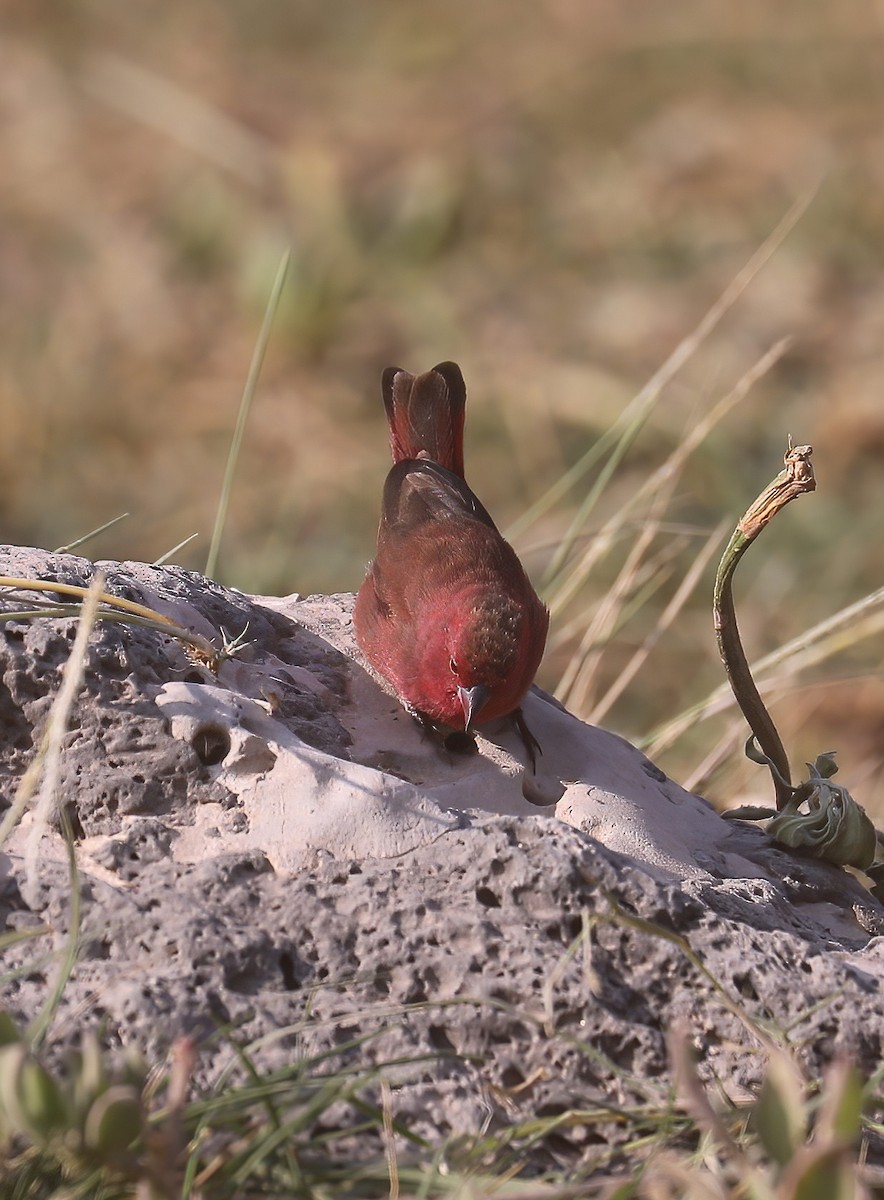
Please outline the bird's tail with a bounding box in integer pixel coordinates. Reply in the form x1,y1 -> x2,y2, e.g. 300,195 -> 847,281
382,361 -> 466,479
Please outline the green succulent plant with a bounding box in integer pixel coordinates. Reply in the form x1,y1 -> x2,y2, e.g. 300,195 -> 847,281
725,745 -> 878,872
0,1015 -> 147,1179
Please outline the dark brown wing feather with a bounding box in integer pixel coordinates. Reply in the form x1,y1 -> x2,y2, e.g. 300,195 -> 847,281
380,459 -> 498,539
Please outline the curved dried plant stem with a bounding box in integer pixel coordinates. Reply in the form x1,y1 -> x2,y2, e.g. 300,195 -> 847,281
0,605 -> 192,642
0,580 -> 223,666
0,574 -> 177,626
713,441 -> 816,808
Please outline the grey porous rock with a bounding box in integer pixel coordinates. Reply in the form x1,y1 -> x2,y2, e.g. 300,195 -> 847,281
1,544 -> 883,1172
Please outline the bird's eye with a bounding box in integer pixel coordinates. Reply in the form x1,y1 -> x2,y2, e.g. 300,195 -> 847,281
449,656 -> 459,676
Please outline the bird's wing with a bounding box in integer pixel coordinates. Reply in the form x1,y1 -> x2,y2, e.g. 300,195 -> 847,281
382,459 -> 499,534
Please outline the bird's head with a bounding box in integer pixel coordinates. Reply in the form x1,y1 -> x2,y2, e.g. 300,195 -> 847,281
441,596 -> 525,730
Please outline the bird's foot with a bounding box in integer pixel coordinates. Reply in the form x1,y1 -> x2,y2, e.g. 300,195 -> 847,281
512,707 -> 542,772
512,708 -> 562,806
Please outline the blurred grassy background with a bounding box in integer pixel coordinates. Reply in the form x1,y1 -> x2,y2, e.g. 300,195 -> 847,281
3,1 -> 884,809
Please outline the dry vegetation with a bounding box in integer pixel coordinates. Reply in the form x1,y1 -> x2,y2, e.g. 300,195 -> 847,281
3,1 -> 884,810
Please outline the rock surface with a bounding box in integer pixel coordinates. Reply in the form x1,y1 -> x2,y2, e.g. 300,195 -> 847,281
0,545 -> 883,1171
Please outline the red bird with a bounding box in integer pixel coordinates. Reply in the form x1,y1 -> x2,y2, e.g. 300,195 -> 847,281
353,361 -> 549,761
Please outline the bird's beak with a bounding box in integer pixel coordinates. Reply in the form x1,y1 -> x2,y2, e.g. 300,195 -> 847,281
457,683 -> 490,732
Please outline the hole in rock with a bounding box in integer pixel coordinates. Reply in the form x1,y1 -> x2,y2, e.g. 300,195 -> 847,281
428,1025 -> 455,1052
563,914 -> 583,939
442,730 -> 477,755
278,951 -> 299,991
192,724 -> 231,766
500,1065 -> 525,1089
475,887 -> 501,909
63,803 -> 85,840
85,937 -> 112,961
536,1101 -> 567,1118
733,972 -> 759,1001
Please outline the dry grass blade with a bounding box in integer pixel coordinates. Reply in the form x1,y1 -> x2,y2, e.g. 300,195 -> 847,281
682,715 -> 755,796
84,52 -> 274,186
53,511 -> 130,554
26,813 -> 81,1053
381,1078 -> 400,1200
0,573 -> 107,1051
667,1025 -> 746,1169
760,588 -> 884,677
556,499 -> 676,712
206,247 -> 291,581
0,574 -> 105,856
545,337 -> 790,624
641,548 -> 884,763
0,575 -> 227,666
153,532 -> 199,566
549,525 -> 692,652
552,335 -> 774,713
589,519 -> 729,726
508,180 -> 812,552
22,571 -> 106,903
0,574 -> 176,627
